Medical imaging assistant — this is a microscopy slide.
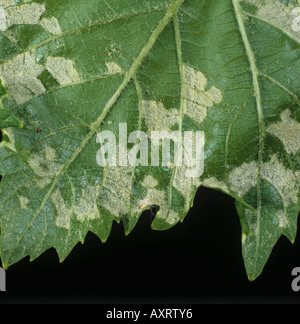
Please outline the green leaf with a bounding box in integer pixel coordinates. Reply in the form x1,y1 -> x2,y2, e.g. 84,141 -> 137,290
0,0 -> 299,281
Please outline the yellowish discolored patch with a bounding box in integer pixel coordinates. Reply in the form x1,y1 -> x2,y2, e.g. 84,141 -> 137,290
261,155 -> 298,207
52,188 -> 72,229
99,166 -> 133,218
141,175 -> 158,189
34,177 -> 52,189
0,6 -> 6,32
0,2 -> 45,32
276,210 -> 289,228
183,65 -> 223,124
46,57 -> 81,86
267,110 -> 300,155
105,61 -> 123,75
19,195 -> 30,210
228,155 -> 299,207
0,1 -> 63,36
165,209 -> 180,225
40,16 -> 62,35
228,161 -> 258,197
0,52 -> 46,105
28,146 -> 63,178
243,0 -> 300,42
172,164 -> 201,211
142,100 -> 179,135
74,185 -> 100,221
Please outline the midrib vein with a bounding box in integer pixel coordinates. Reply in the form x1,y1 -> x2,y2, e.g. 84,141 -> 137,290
232,0 -> 265,279
5,0 -> 185,265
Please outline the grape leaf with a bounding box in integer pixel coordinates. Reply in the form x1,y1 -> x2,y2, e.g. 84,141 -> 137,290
0,0 -> 299,281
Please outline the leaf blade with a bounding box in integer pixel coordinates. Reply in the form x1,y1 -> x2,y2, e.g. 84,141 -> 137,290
0,0 -> 299,280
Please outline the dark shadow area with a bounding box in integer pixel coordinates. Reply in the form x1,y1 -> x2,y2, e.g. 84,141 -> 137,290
0,186 -> 299,304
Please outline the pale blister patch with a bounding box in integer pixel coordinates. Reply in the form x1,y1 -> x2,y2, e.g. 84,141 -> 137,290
44,146 -> 57,161
228,161 -> 258,197
228,155 -> 299,207
244,209 -> 291,234
184,65 -> 208,91
34,177 -> 52,189
99,166 -> 133,218
267,110 -> 300,155
142,100 -> 179,134
0,2 -> 63,35
277,210 -> 289,228
52,188 -> 72,229
19,195 -> 29,210
0,52 -> 46,104
142,100 -> 201,210
172,135 -> 203,208
172,162 -> 201,211
40,17 -> 62,35
105,61 -> 123,75
0,2 -> 45,32
3,28 -> 18,45
243,0 -> 300,42
165,210 -> 180,225
0,6 -> 7,32
74,185 -> 100,221
183,65 -> 223,124
261,155 -> 298,207
46,57 -> 81,86
141,175 -> 158,189
0,54 -> 80,104
28,146 -> 64,178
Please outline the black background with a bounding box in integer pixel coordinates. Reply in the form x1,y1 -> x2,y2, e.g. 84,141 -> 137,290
0,186 -> 300,304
